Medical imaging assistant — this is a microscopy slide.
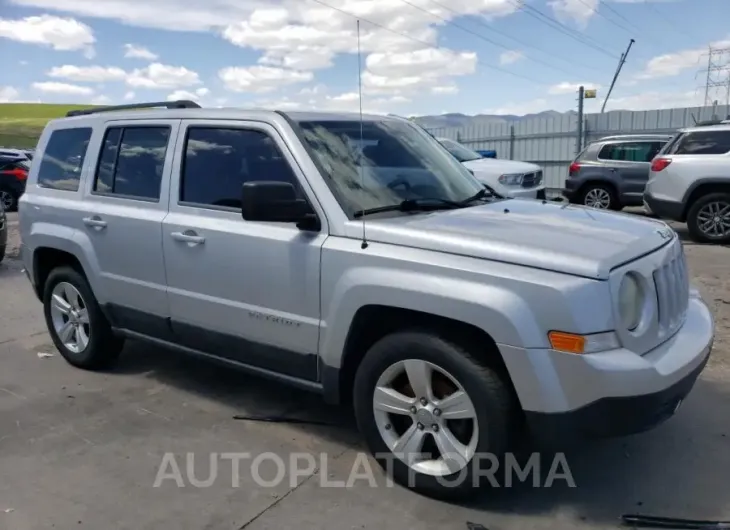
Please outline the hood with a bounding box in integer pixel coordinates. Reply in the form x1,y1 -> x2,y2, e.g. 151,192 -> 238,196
358,199 -> 674,279
462,158 -> 541,176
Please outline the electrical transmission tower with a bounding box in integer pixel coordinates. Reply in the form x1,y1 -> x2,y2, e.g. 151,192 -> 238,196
700,46 -> 730,107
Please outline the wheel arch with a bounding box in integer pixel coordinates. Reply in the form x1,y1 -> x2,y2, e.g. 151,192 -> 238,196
681,178 -> 730,222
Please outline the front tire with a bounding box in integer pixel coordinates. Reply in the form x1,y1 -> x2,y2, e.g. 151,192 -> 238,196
43,266 -> 124,370
686,192 -> 730,244
579,184 -> 621,211
353,330 -> 517,499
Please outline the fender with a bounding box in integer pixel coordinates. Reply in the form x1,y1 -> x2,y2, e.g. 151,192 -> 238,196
28,222 -> 107,303
318,266 -> 547,371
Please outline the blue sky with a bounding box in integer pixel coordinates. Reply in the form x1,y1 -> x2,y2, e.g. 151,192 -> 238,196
1,0 -> 728,116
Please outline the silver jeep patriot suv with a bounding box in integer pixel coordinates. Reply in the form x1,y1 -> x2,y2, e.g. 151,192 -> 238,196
20,101 -> 714,498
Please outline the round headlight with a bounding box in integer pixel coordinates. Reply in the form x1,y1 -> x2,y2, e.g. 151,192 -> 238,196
618,273 -> 643,331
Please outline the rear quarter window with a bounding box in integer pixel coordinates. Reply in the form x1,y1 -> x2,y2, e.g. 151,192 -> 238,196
666,130 -> 730,155
37,127 -> 93,191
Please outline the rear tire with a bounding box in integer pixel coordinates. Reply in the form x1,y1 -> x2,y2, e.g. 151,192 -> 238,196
579,184 -> 621,211
353,330 -> 517,499
43,266 -> 124,370
0,189 -> 17,212
686,192 -> 730,244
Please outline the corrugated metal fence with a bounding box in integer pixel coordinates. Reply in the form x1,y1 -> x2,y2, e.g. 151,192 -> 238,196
427,104 -> 730,195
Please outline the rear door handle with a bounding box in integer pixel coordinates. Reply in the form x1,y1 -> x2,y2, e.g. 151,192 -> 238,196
171,231 -> 205,245
83,216 -> 107,229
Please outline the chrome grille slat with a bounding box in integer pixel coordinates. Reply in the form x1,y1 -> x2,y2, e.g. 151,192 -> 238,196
652,240 -> 689,340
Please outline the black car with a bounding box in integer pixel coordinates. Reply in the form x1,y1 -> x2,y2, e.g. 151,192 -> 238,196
0,155 -> 29,211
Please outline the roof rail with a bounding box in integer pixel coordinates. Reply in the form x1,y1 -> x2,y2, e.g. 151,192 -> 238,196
66,100 -> 201,117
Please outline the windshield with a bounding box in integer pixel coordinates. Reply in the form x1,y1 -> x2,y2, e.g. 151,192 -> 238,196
296,119 -> 485,218
438,138 -> 483,163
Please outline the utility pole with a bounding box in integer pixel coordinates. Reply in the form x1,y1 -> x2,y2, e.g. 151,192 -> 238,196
601,38 -> 635,113
576,85 -> 597,154
577,86 -> 584,155
699,46 -> 730,107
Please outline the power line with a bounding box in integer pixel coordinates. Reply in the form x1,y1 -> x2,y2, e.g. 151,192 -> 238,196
396,0 -> 580,77
510,0 -> 619,59
307,0 -> 544,84
419,0 -> 604,73
642,1 -> 702,43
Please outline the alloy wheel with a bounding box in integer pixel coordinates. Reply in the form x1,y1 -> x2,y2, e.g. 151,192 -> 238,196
584,188 -> 611,209
372,359 -> 479,477
0,191 -> 14,210
696,200 -> 730,239
49,282 -> 91,354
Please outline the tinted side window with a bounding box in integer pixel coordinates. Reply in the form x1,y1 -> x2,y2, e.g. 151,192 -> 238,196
37,127 -> 92,191
180,127 -> 300,208
598,142 -> 658,162
668,130 -> 730,155
94,126 -> 170,200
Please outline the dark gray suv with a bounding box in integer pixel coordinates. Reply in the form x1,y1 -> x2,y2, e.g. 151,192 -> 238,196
563,134 -> 673,210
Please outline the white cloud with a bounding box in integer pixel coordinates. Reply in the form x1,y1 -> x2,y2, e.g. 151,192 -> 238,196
219,66 -> 312,93
91,95 -> 111,105
124,91 -> 135,100
47,65 -> 127,82
220,1 -> 507,95
123,43 -> 158,60
32,81 -> 94,96
484,98 -> 550,116
548,81 -> 600,95
167,88 -> 209,101
432,85 -> 458,95
363,48 -> 476,95
548,0 -> 598,27
0,15 -> 95,55
499,50 -> 523,65
127,63 -> 201,89
636,38 -> 730,80
6,0 -> 269,32
0,86 -> 20,102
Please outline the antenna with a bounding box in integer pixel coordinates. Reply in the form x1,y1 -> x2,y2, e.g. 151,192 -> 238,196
356,19 -> 368,250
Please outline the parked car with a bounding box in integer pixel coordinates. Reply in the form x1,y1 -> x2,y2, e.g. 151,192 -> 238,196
0,155 -> 29,210
644,123 -> 730,243
0,201 -> 6,264
20,101 -> 714,498
0,148 -> 30,160
563,134 -> 673,210
436,137 -> 546,199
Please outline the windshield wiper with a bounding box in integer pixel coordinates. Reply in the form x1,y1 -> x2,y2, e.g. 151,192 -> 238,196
354,197 -> 462,219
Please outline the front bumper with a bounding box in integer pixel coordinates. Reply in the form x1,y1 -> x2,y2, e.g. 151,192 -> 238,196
501,291 -> 714,444
643,191 -> 685,222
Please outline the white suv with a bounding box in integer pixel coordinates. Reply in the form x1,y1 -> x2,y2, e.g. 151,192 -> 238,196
644,123 -> 730,243
436,137 -> 546,199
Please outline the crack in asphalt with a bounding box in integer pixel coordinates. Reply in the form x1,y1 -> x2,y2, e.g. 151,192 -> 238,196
236,447 -> 351,530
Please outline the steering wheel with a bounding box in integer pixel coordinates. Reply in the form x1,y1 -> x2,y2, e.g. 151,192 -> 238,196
387,176 -> 412,191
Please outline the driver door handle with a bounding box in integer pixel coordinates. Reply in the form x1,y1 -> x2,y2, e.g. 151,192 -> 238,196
171,231 -> 205,245
83,216 -> 107,229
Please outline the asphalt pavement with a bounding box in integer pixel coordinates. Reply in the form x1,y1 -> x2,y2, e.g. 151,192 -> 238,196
1,212 -> 729,530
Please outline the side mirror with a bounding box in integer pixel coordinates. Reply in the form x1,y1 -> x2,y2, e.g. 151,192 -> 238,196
241,181 -> 320,231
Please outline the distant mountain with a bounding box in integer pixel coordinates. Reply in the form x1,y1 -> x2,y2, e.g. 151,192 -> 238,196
413,110 -> 577,130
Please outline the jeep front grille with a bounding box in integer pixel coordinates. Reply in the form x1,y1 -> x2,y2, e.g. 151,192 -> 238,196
652,241 -> 690,341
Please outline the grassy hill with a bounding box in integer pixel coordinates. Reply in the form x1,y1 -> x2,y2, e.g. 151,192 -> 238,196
0,103 -> 94,148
